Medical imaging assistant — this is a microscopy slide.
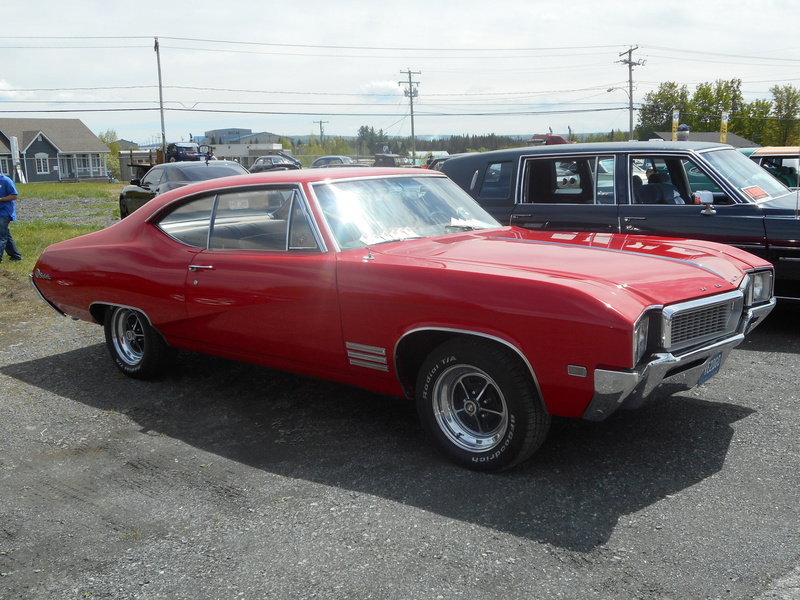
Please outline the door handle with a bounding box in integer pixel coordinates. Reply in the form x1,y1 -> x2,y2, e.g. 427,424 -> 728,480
623,216 -> 646,221
188,265 -> 214,272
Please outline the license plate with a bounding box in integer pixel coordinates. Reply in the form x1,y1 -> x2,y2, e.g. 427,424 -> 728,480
697,352 -> 723,385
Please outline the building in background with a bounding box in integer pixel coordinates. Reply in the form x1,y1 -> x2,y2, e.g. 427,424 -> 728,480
0,118 -> 110,183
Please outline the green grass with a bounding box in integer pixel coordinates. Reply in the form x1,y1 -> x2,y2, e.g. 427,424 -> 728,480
1,221 -> 102,284
18,181 -> 124,202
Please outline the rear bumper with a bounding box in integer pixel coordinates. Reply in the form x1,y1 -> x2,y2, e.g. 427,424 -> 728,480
582,298 -> 775,422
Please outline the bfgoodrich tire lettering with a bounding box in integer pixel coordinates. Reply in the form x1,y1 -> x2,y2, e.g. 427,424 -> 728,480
416,337 -> 550,471
104,307 -> 175,379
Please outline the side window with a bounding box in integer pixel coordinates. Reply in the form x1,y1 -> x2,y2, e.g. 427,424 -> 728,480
157,195 -> 215,247
210,188 -> 319,252
631,157 -> 687,205
761,157 -> 799,187
523,157 -> 600,204
141,168 -> 164,187
478,161 -> 513,204
288,199 -> 319,251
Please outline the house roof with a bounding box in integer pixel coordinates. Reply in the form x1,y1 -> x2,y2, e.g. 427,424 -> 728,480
650,131 -> 757,148
0,118 -> 110,154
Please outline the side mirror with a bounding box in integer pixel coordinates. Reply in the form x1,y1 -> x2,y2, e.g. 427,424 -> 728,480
131,178 -> 141,186
694,190 -> 716,215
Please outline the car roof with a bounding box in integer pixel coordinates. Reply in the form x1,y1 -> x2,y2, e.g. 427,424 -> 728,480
752,146 -> 800,155
449,141 -> 731,159
140,167 -> 446,218
156,160 -> 243,169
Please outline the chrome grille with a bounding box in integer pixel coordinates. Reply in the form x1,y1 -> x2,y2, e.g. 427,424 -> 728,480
662,291 -> 743,352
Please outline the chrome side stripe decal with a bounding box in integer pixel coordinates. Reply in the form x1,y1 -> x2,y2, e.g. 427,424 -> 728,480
346,342 -> 389,372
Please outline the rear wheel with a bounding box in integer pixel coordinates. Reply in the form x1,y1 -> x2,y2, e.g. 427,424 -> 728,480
416,337 -> 550,471
104,307 -> 175,379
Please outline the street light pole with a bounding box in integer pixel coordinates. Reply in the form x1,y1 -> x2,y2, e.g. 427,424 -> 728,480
154,37 -> 166,157
607,87 -> 633,140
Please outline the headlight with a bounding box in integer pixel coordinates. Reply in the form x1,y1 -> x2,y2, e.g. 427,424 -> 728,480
745,269 -> 774,305
633,313 -> 650,366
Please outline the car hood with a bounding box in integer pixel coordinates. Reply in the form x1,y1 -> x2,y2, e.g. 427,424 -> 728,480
374,228 -> 752,306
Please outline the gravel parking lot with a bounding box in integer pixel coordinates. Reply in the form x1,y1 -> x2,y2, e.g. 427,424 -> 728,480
1,204 -> 799,599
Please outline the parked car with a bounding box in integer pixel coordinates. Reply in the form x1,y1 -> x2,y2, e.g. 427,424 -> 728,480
32,168 -> 774,471
250,154 -> 301,173
310,155 -> 355,168
118,160 -> 248,218
741,146 -> 800,189
373,153 -> 415,167
166,142 -> 213,162
440,141 -> 800,300
425,154 -> 466,171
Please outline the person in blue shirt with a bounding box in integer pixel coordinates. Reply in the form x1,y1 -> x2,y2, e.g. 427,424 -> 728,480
0,172 -> 23,263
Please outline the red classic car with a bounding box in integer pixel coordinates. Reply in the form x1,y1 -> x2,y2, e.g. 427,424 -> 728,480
31,168 -> 776,471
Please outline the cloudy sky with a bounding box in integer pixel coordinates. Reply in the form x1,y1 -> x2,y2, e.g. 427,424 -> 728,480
2,0 -> 798,146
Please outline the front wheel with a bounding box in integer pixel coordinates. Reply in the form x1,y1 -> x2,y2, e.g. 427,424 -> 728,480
416,337 -> 550,471
104,307 -> 175,379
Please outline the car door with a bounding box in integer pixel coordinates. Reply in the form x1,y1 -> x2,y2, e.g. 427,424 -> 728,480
618,154 -> 769,258
178,187 -> 348,375
126,166 -> 165,212
508,154 -> 619,232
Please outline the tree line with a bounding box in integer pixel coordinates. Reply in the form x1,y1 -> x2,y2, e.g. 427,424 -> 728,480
636,79 -> 800,146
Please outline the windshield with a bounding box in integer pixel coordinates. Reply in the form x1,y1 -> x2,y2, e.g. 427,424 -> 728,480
703,148 -> 791,201
312,176 -> 500,249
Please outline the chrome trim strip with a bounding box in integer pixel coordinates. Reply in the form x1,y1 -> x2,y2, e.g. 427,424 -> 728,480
346,342 -> 386,355
346,342 -> 389,371
349,359 -> 390,372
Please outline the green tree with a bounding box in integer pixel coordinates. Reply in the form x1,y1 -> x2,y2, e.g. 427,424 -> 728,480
734,99 -> 772,146
689,79 -> 744,131
769,84 -> 800,145
356,126 -> 390,155
97,129 -> 120,179
637,82 -> 691,135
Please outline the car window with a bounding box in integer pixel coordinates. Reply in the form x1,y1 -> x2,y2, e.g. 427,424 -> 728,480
703,148 -> 790,201
313,175 -> 498,250
210,188 -> 319,252
630,157 -> 688,205
522,156 -> 614,204
478,162 -> 513,204
157,195 -> 215,247
141,168 -> 164,187
759,157 -> 799,187
155,188 -> 319,252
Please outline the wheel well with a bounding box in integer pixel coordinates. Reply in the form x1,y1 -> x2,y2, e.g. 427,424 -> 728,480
395,330 -> 539,401
89,303 -> 110,325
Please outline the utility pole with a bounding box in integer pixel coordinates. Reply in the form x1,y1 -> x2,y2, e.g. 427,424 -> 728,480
399,69 -> 420,159
314,120 -> 328,146
154,37 -> 166,157
617,46 -> 645,141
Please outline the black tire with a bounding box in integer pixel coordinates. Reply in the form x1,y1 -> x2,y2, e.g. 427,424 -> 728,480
104,307 -> 175,379
416,337 -> 550,471
119,198 -> 129,219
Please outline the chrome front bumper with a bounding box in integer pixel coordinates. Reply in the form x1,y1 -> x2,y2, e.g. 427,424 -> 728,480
582,300 -> 775,422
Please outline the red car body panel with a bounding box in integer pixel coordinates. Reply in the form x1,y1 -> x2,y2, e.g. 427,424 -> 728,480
32,168 -> 775,420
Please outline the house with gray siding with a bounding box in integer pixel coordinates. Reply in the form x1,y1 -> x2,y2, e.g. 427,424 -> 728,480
0,118 -> 111,182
